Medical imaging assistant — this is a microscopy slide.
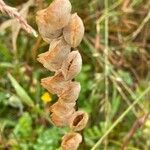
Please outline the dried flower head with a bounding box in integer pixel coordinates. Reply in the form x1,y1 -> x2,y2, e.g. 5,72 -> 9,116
36,0 -> 88,149
59,81 -> 81,103
63,13 -> 84,48
61,132 -> 82,150
69,110 -> 89,131
37,37 -> 71,71
61,50 -> 82,80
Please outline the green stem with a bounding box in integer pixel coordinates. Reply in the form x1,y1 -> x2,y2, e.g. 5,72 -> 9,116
91,86 -> 150,150
104,0 -> 109,149
104,0 -> 109,102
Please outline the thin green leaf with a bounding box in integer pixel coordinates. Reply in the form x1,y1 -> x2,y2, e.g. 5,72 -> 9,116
8,73 -> 34,107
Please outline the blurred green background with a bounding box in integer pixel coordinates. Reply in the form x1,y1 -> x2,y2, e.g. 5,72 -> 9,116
0,0 -> 150,149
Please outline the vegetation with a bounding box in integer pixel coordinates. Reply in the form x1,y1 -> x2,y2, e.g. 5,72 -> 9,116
0,0 -> 150,149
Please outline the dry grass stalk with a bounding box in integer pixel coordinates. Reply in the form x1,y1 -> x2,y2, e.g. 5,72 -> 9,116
0,0 -> 37,37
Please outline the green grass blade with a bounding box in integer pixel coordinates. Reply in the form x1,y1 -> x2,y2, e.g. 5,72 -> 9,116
91,86 -> 150,150
8,73 -> 34,107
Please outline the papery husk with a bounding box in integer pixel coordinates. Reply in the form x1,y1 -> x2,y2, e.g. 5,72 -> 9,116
61,132 -> 82,150
63,13 -> 84,48
46,0 -> 72,30
50,100 -> 75,116
36,9 -> 62,43
37,37 -> 71,71
36,1 -> 88,149
61,50 -> 82,80
36,0 -> 71,43
51,110 -> 74,127
41,72 -> 70,95
69,110 -> 89,131
59,81 -> 81,103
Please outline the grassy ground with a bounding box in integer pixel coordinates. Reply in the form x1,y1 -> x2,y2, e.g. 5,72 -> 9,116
0,0 -> 150,149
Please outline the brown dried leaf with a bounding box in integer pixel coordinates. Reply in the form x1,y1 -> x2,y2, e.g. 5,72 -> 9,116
61,132 -> 82,150
63,13 -> 84,48
41,71 -> 70,95
37,37 -> 71,71
69,110 -> 88,131
61,51 -> 82,80
36,0 -> 71,42
59,81 -> 81,103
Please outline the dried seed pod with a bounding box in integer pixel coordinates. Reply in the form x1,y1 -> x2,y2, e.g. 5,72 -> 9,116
41,72 -> 70,95
50,100 -> 75,116
61,132 -> 82,150
46,0 -> 72,30
37,37 -> 71,71
69,110 -> 88,131
51,113 -> 68,127
63,13 -> 84,48
60,81 -> 81,103
36,0 -> 71,42
61,51 -> 82,80
51,110 -> 74,127
36,9 -> 62,43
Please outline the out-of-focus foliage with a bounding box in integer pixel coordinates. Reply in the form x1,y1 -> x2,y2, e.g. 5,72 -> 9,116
0,0 -> 150,150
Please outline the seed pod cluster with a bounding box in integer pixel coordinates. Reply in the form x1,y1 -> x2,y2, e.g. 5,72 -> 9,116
61,132 -> 82,150
36,0 -> 88,149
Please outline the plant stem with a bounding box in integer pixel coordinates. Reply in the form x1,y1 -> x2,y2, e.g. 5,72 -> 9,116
104,0 -> 109,149
91,86 -> 150,150
104,0 -> 109,102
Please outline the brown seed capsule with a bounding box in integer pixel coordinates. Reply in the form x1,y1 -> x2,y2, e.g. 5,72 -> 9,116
69,110 -> 88,131
36,9 -> 62,43
41,71 -> 70,95
36,0 -> 71,42
63,13 -> 84,48
51,113 -> 68,127
59,81 -> 81,103
46,0 -> 72,30
37,37 -> 71,72
50,100 -> 75,116
61,51 -> 82,80
51,109 -> 74,127
61,132 -> 82,150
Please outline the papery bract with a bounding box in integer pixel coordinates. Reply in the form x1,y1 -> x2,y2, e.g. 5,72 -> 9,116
36,0 -> 72,43
60,81 -> 81,103
51,110 -> 74,127
69,110 -> 89,131
61,50 -> 82,80
41,72 -> 70,95
61,132 -> 82,150
46,0 -> 72,30
50,100 -> 75,116
37,37 -> 71,71
36,9 -> 62,43
63,13 -> 84,48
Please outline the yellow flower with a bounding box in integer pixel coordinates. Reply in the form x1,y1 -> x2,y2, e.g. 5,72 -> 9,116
41,92 -> 52,104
